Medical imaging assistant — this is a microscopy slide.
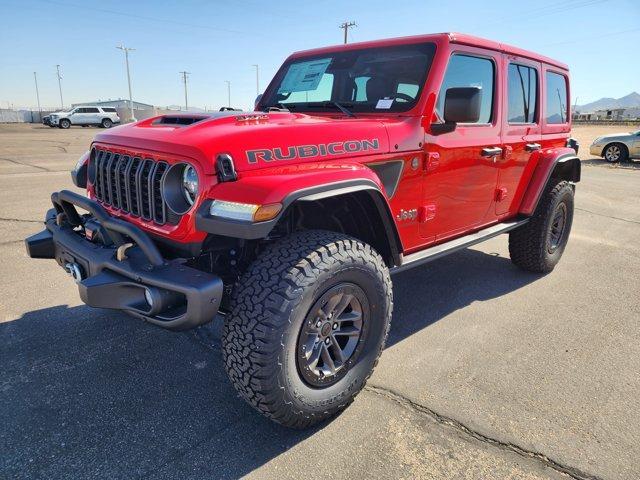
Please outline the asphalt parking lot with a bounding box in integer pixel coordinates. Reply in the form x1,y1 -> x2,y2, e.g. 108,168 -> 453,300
1,123 -> 638,479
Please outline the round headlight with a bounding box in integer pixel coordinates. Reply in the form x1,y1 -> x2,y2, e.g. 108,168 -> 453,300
182,165 -> 198,205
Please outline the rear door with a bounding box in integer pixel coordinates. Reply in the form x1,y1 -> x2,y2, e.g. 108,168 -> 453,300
84,107 -> 101,124
422,47 -> 502,241
497,57 -> 542,216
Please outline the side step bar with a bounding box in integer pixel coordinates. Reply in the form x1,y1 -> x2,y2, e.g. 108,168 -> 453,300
392,219 -> 529,274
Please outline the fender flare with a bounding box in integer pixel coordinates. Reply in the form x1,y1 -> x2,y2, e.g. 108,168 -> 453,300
519,148 -> 580,216
196,178 -> 403,264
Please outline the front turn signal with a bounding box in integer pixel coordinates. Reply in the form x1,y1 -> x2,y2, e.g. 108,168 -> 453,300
253,203 -> 282,222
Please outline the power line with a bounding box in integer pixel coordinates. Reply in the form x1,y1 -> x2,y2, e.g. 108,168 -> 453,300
180,71 -> 191,111
339,21 -> 356,44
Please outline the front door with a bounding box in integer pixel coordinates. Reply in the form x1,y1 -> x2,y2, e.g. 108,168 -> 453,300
421,48 -> 502,241
497,57 -> 542,216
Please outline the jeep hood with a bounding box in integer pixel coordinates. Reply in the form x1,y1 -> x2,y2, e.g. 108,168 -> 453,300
92,112 -> 421,175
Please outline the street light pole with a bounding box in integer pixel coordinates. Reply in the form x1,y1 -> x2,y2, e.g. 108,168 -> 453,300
252,64 -> 259,95
180,71 -> 190,111
33,72 -> 42,119
116,45 -> 136,121
225,80 -> 231,108
55,65 -> 64,110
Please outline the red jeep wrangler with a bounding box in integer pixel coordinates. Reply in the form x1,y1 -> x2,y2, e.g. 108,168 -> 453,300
26,33 -> 579,428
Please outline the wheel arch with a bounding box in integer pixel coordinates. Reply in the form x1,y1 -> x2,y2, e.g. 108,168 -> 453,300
518,147 -> 580,216
196,177 -> 403,267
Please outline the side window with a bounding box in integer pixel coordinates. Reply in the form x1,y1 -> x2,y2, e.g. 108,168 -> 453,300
437,54 -> 495,124
545,71 -> 568,124
72,108 -> 82,114
86,107 -> 100,113
508,64 -> 538,123
102,107 -> 116,113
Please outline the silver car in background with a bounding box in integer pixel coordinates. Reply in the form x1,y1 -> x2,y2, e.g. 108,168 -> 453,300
590,130 -> 640,163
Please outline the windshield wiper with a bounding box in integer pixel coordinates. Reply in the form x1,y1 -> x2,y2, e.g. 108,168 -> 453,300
261,103 -> 291,112
306,100 -> 355,118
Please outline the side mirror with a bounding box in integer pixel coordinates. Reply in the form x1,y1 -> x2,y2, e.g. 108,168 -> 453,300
254,93 -> 263,110
432,86 -> 482,134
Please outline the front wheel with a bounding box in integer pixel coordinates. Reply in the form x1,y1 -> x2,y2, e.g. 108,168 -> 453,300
604,143 -> 628,163
223,230 -> 392,429
509,180 -> 574,273
58,119 -> 71,129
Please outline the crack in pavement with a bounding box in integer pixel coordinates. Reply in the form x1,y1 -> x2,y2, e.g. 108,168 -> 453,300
0,156 -> 50,172
576,207 -> 640,225
365,384 -> 602,480
0,217 -> 42,224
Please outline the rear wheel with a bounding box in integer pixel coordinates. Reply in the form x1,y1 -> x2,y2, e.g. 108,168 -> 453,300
58,119 -> 71,129
101,118 -> 113,128
509,180 -> 574,273
604,143 -> 628,163
223,230 -> 392,429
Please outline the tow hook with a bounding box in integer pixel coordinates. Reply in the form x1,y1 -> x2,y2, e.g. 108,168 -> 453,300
116,243 -> 134,261
64,262 -> 84,283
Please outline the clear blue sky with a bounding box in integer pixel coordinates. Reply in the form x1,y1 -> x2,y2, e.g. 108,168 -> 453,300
1,0 -> 638,111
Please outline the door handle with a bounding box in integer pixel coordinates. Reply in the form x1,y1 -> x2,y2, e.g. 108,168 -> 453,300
481,147 -> 502,157
525,143 -> 541,152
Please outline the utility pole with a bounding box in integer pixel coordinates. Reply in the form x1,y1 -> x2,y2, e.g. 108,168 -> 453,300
55,65 -> 64,110
225,80 -> 231,108
252,64 -> 259,95
116,45 -> 136,121
33,72 -> 42,119
180,71 -> 190,111
339,21 -> 356,44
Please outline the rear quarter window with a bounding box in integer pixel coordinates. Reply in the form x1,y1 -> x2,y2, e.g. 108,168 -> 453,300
101,107 -> 117,113
545,71 -> 568,124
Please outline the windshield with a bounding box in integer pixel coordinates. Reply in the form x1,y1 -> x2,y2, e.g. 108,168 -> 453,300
260,42 -> 436,114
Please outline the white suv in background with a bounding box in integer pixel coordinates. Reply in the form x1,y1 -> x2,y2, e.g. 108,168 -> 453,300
47,106 -> 121,129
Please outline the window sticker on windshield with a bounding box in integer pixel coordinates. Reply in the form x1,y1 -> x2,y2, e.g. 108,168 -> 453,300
376,98 -> 394,109
278,58 -> 332,93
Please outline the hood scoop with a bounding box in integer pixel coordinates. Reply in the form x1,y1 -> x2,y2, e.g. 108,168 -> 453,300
152,116 -> 207,126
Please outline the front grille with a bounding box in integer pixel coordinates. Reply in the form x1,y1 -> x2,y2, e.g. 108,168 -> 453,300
92,148 -> 174,225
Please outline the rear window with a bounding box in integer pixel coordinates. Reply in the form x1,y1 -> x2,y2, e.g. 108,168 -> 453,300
507,64 -> 538,123
101,107 -> 117,113
545,71 -> 568,124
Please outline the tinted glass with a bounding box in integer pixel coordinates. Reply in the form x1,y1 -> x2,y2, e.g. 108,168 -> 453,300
437,55 -> 495,124
74,108 -> 84,113
260,43 -> 436,113
102,107 -> 117,112
508,64 -> 538,123
545,71 -> 568,124
86,108 -> 99,113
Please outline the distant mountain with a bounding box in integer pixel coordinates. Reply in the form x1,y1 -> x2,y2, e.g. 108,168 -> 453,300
576,92 -> 640,112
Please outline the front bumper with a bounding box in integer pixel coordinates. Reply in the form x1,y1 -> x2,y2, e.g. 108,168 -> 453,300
589,144 -> 603,156
25,190 -> 223,330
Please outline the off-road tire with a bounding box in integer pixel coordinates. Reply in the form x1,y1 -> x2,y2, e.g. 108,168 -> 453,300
58,119 -> 71,129
604,143 -> 628,163
509,180 -> 574,273
101,118 -> 113,128
223,230 -> 393,429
